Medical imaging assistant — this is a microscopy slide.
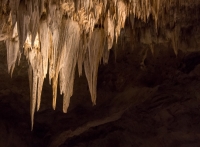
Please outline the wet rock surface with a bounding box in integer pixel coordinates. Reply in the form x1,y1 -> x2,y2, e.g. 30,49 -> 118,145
1,41 -> 200,147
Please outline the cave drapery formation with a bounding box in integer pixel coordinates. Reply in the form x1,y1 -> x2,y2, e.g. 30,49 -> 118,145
0,0 -> 200,129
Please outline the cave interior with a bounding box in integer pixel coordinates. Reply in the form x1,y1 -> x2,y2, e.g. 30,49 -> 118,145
1,0 -> 200,147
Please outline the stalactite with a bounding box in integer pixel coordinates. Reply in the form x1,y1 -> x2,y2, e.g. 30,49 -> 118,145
104,10 -> 114,50
51,19 -> 80,112
30,1 -> 40,46
0,0 -> 192,129
151,0 -> 160,34
59,20 -> 80,113
115,0 -> 127,43
77,32 -> 87,76
6,23 -> 20,76
84,29 -> 105,105
17,1 -> 29,52
171,25 -> 180,56
25,32 -> 42,130
39,20 -> 50,79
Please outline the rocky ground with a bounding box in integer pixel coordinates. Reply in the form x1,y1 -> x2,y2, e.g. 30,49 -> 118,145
1,41 -> 200,147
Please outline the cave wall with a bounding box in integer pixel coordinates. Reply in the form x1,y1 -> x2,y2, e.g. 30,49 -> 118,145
0,0 -> 200,146
1,22 -> 200,146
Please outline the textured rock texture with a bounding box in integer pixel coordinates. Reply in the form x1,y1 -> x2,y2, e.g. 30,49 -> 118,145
1,36 -> 200,146
0,0 -> 200,147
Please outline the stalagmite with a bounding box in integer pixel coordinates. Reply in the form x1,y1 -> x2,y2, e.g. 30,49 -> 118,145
0,0 -> 194,129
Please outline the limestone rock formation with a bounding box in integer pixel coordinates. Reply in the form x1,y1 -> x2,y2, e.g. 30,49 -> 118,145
0,0 -> 200,132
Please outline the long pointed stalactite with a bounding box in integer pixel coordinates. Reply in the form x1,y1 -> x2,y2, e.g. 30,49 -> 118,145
0,0 -> 199,129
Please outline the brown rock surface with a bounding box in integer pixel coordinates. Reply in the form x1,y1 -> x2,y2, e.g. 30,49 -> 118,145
1,38 -> 200,146
1,1 -> 200,146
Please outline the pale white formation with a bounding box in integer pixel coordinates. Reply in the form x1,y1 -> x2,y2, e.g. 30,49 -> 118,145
0,0 -> 195,129
6,23 -> 20,77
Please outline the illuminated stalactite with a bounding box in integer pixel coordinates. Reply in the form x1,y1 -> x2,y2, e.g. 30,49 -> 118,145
0,0 -> 199,129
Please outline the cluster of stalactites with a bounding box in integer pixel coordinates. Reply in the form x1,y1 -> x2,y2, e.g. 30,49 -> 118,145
0,0 -> 194,129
